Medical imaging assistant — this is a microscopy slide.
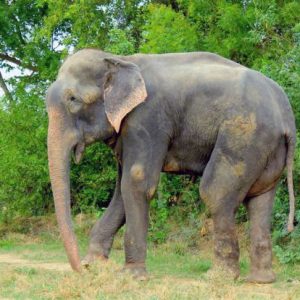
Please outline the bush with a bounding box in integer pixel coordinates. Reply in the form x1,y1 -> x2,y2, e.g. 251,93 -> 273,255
0,95 -> 50,220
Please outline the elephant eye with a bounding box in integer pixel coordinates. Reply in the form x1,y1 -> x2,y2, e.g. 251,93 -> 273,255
66,94 -> 83,114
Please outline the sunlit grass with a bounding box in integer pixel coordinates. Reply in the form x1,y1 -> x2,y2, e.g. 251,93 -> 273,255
0,219 -> 300,299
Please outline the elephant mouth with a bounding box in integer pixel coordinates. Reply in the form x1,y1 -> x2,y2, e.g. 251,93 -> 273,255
73,142 -> 85,164
73,131 -> 116,164
103,135 -> 117,148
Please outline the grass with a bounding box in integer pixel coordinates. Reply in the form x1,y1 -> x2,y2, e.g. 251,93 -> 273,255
0,216 -> 300,299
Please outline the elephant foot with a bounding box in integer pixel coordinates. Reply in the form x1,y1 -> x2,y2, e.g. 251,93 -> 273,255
213,235 -> 240,281
122,263 -> 149,281
246,269 -> 276,284
206,263 -> 240,281
81,252 -> 108,268
229,266 -> 240,280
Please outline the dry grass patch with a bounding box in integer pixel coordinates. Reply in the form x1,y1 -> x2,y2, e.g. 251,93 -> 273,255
1,255 -> 299,300
1,217 -> 300,299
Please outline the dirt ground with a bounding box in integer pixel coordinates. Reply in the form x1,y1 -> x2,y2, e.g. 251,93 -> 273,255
0,243 -> 299,300
0,217 -> 299,299
0,253 -> 70,271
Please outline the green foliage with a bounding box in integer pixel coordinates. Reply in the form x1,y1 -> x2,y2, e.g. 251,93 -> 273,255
0,94 -> 50,220
149,175 -> 171,244
271,135 -> 300,264
104,29 -> 135,55
273,222 -> 300,264
140,4 -> 198,53
0,0 -> 299,260
70,144 -> 117,214
149,174 -> 203,244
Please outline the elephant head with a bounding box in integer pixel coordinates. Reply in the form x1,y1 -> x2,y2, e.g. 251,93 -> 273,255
46,49 -> 147,271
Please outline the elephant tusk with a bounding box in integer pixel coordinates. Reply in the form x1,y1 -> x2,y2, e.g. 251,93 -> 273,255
74,142 -> 85,164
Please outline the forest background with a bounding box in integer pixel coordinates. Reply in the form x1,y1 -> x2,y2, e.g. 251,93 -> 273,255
0,0 -> 299,264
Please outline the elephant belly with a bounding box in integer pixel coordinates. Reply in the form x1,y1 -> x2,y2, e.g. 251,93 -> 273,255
162,151 -> 209,175
162,136 -> 287,196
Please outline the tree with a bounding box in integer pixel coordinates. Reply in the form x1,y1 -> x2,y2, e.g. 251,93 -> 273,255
140,4 -> 198,53
0,1 -> 299,241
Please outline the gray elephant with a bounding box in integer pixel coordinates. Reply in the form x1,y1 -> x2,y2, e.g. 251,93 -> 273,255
46,49 -> 296,283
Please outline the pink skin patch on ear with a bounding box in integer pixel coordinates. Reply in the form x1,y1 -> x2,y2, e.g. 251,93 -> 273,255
107,84 -> 147,133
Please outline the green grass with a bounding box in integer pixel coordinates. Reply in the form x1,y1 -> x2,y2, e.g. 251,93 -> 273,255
0,220 -> 300,299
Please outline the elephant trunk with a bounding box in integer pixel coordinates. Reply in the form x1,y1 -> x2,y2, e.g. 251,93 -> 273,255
47,108 -> 81,272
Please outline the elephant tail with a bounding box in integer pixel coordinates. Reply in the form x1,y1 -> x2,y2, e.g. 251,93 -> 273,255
286,133 -> 296,232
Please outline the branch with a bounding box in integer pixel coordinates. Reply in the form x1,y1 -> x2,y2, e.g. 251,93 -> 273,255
0,53 -> 38,72
0,71 -> 14,103
12,15 -> 26,45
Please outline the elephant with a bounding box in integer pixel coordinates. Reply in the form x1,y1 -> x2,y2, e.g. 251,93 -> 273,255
46,49 -> 296,284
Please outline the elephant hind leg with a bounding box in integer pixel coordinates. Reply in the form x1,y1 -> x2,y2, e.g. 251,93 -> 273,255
199,119 -> 276,281
210,202 -> 241,279
199,152 -> 253,279
245,188 -> 276,283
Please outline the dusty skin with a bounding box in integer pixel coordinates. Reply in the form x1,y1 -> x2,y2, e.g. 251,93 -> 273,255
47,49 -> 296,282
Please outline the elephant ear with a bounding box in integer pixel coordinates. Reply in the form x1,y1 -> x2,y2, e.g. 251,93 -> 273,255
103,58 -> 147,133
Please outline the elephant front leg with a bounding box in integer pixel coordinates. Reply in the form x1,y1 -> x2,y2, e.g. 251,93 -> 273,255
121,161 -> 161,280
82,166 -> 125,267
246,188 -> 276,283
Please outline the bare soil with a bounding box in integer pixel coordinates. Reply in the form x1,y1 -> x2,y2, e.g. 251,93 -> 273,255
0,253 -> 70,271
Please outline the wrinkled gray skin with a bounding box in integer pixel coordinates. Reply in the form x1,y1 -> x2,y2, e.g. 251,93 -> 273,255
47,49 -> 296,283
